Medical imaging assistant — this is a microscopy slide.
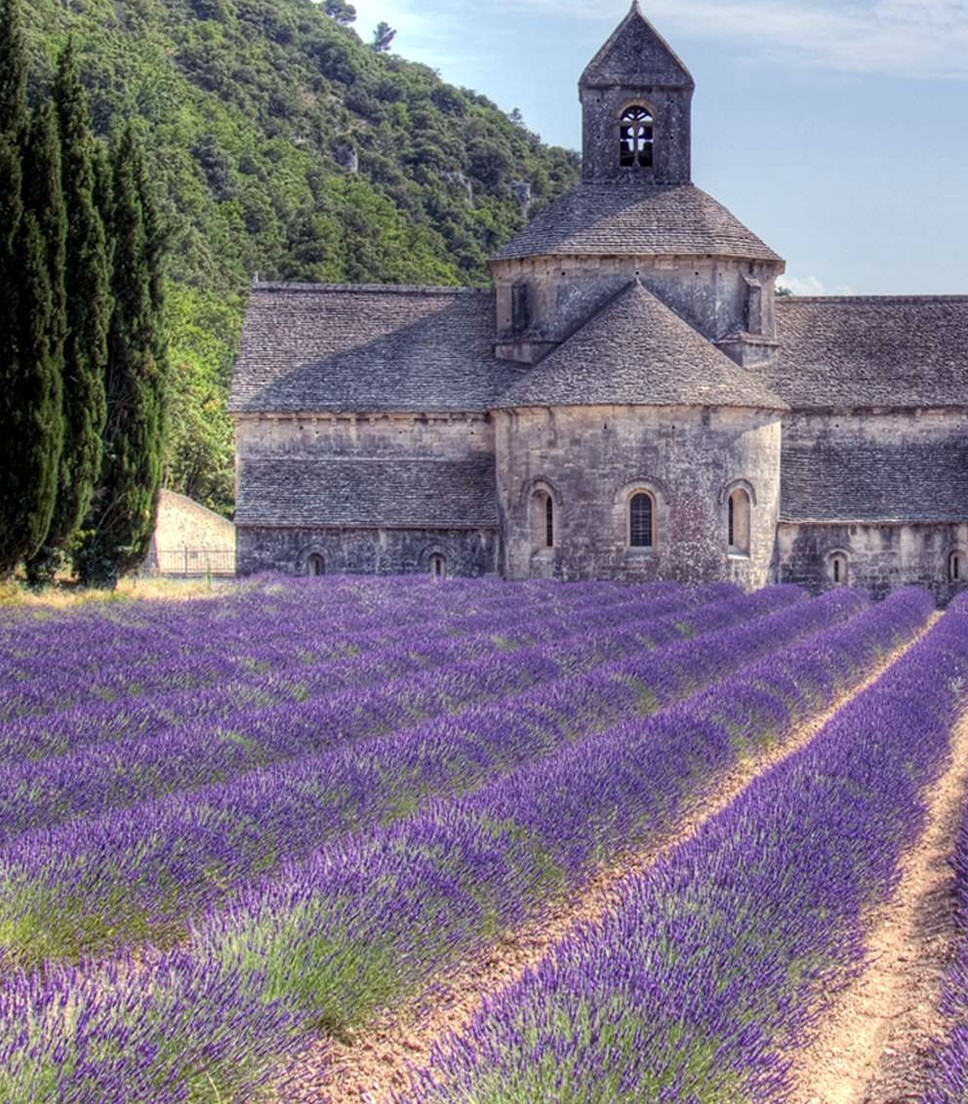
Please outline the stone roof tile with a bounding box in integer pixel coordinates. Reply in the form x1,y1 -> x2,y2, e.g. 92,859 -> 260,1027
581,1 -> 693,89
492,183 -> 782,263
494,281 -> 788,411
781,441 -> 968,522
235,457 -> 499,528
772,296 -> 968,410
230,284 -> 525,415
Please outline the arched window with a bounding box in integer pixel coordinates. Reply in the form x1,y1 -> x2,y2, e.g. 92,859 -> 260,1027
429,553 -> 447,579
620,106 -> 654,168
511,283 -> 530,333
307,553 -> 325,577
829,553 -> 849,587
629,492 -> 654,549
531,489 -> 555,553
950,550 -> 963,584
728,488 -> 751,557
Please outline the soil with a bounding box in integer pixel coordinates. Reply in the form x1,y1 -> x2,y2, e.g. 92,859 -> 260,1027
785,693 -> 968,1104
273,625 -> 934,1104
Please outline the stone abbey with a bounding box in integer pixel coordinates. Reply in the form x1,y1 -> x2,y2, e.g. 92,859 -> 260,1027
231,2 -> 968,602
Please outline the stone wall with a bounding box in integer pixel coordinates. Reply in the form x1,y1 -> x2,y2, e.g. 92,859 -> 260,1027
495,403 -> 782,586
145,490 -> 236,576
777,521 -> 968,605
234,412 -> 494,461
236,526 -> 499,578
491,255 -> 780,366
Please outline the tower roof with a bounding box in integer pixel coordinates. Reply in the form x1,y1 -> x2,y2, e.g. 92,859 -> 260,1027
492,183 -> 782,264
493,281 -> 787,412
581,1 -> 694,90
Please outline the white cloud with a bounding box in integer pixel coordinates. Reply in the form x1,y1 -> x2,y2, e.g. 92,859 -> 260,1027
780,275 -> 857,296
493,0 -> 968,79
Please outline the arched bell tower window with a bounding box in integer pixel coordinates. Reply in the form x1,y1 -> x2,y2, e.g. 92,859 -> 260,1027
620,106 -> 654,168
307,553 -> 325,577
629,492 -> 654,548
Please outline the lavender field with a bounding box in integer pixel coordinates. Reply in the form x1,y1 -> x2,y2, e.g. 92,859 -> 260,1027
0,576 -> 965,1103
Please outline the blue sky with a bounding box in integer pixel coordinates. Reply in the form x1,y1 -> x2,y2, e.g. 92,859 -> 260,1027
350,0 -> 968,296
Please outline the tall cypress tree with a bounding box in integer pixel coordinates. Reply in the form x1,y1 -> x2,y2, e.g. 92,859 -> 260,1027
77,129 -> 167,587
0,0 -> 64,578
43,42 -> 110,563
0,0 -> 25,137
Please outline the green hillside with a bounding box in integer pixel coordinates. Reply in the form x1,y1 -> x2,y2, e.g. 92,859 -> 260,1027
21,0 -> 579,513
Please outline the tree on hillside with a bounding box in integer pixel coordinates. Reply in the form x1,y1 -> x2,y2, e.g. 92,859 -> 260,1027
76,129 -> 168,588
0,0 -> 64,578
323,0 -> 356,24
372,21 -> 396,52
32,42 -> 111,577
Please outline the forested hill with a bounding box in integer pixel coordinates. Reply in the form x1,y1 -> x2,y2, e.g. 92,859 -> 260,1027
21,0 -> 580,513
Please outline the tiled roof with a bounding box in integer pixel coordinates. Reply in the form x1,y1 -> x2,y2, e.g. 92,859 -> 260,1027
494,281 -> 788,411
235,457 -> 499,528
772,297 -> 968,409
581,1 -> 693,89
230,283 -> 526,415
492,184 -> 782,263
781,442 -> 968,523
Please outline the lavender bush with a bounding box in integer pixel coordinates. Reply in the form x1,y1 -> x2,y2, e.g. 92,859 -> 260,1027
406,594 -> 968,1103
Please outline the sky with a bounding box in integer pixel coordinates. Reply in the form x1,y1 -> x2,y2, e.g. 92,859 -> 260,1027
349,0 -> 968,296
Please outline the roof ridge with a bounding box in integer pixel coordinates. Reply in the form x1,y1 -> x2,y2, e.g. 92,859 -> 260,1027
778,294 -> 968,305
251,281 -> 491,297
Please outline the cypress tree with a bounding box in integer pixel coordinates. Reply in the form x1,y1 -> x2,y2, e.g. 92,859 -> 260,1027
77,129 -> 167,587
0,0 -> 25,138
43,42 -> 110,564
0,0 -> 64,577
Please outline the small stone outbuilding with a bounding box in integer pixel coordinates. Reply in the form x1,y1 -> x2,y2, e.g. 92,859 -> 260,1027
231,1 -> 968,602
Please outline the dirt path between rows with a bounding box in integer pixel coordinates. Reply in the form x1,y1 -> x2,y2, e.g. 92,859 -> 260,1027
785,662 -> 968,1104
273,622 -> 937,1104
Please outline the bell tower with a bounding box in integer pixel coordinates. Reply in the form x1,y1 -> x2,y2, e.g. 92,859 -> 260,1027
580,1 -> 694,186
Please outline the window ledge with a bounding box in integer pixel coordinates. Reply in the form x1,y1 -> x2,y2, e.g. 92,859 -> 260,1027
728,550 -> 751,561
625,547 -> 656,560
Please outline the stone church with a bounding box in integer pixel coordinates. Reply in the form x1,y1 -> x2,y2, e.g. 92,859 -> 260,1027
231,2 -> 968,601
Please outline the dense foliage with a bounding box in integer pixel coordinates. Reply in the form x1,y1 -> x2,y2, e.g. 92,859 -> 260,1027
20,0 -> 580,513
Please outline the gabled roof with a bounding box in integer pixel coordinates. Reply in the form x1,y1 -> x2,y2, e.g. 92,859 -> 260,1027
491,184 -> 782,263
781,442 -> 968,523
235,457 -> 499,529
771,296 -> 968,409
230,283 -> 525,415
493,281 -> 788,411
581,2 -> 693,89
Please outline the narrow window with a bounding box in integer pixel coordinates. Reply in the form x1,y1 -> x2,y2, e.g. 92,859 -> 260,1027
307,553 -> 325,577
620,106 -> 654,169
531,489 -> 555,553
950,551 -> 963,583
830,553 -> 848,586
629,492 -> 654,548
728,489 -> 751,556
511,283 -> 530,333
429,553 -> 447,578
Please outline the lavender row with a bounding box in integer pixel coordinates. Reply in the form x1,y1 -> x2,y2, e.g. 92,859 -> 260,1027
0,587 -> 816,965
925,598 -> 968,1103
0,590 -> 932,1103
0,582 -> 723,766
0,584 -> 769,839
0,576 -> 687,721
0,579 -> 703,729
407,595 -> 968,1103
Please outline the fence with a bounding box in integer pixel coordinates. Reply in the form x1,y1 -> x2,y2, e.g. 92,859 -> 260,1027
146,549 -> 237,578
